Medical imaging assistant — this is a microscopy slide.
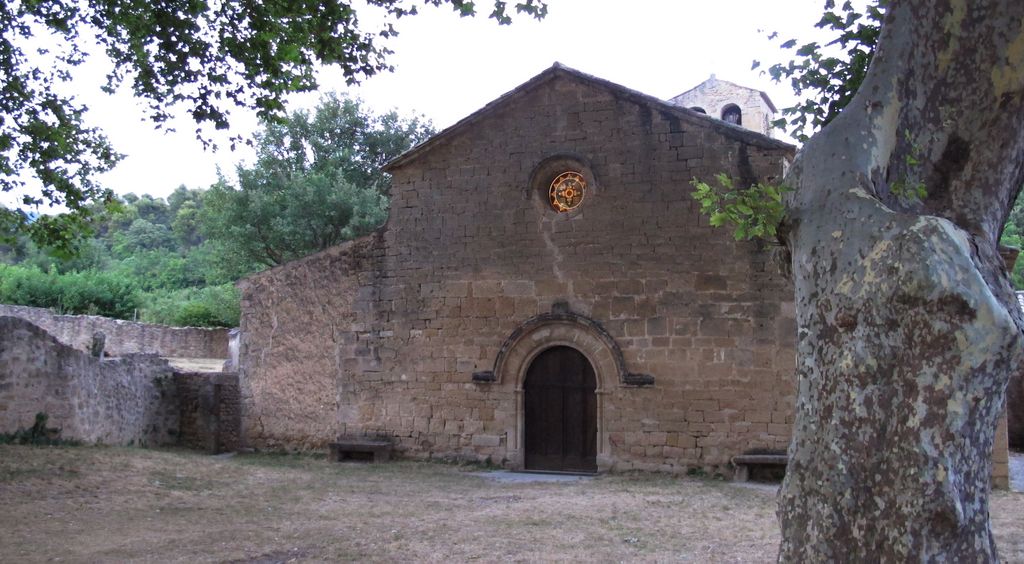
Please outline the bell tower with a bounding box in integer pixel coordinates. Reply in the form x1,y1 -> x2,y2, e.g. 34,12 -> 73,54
667,74 -> 778,137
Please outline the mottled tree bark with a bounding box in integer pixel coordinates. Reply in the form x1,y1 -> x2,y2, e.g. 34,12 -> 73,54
778,1 -> 1024,561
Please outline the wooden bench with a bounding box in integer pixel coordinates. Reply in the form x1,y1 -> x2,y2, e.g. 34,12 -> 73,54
329,439 -> 392,463
731,454 -> 788,482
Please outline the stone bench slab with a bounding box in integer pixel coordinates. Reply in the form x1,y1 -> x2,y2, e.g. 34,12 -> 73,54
329,440 -> 392,463
731,454 -> 788,482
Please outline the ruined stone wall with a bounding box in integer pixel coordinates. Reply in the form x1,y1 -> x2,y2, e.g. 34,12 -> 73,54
0,304 -> 230,359
0,316 -> 179,446
176,371 -> 241,453
668,77 -> 775,138
238,74 -> 798,473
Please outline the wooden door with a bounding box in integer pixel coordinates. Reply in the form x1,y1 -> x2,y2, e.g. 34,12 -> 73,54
524,346 -> 597,473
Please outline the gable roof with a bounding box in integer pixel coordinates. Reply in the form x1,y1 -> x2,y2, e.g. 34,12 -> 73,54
383,63 -> 794,172
669,75 -> 779,114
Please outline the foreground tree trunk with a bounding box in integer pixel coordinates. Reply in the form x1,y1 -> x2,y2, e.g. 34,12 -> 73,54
778,1 -> 1024,560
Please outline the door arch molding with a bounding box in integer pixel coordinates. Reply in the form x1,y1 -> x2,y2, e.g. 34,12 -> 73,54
492,309 -> 647,389
493,311 -> 621,471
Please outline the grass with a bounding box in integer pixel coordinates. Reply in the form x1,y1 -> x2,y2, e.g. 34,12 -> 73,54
0,445 -> 1021,562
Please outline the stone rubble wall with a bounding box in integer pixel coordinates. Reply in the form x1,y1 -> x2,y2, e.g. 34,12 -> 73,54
238,74 -> 799,473
0,304 -> 230,359
0,316 -> 179,446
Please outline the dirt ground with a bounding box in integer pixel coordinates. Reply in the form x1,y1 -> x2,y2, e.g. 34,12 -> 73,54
1,446 -> 1022,563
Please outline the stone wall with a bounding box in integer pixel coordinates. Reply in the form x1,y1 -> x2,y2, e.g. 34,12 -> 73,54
0,304 -> 230,359
0,316 -> 179,446
176,371 -> 241,453
238,68 -> 799,473
239,236 -> 384,449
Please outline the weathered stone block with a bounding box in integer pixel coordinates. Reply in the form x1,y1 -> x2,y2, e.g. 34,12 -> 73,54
471,434 -> 501,447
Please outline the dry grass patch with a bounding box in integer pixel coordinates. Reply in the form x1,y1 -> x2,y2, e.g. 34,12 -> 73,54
0,445 -> 1021,562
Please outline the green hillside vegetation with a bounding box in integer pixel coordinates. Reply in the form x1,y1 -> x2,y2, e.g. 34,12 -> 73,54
0,188 -> 248,327
1001,201 -> 1024,289
0,95 -> 432,327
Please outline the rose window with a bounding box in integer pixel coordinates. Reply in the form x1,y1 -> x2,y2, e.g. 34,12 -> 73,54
548,171 -> 586,212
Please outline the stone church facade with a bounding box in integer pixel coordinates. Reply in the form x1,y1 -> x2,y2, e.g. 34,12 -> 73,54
236,64 -> 800,473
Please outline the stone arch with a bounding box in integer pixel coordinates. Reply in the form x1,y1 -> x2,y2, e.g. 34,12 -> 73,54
721,103 -> 743,125
690,106 -> 707,114
489,308 -> 653,471
496,314 -> 619,391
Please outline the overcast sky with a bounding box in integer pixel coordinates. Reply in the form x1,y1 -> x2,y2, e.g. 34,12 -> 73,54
37,0 -> 833,203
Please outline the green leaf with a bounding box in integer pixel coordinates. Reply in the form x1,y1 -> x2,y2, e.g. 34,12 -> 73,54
796,42 -> 820,57
690,175 -> 791,241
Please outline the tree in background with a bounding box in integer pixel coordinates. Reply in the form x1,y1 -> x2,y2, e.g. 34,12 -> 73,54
200,94 -> 433,268
0,187 -> 241,326
1,0 -> 546,253
1001,206 -> 1024,288
0,92 -> 432,327
168,186 -> 205,248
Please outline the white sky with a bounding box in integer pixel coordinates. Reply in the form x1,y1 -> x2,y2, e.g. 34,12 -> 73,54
24,0 -> 834,204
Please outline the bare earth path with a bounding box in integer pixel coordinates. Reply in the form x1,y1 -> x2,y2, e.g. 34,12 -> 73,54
1,446 -> 1021,562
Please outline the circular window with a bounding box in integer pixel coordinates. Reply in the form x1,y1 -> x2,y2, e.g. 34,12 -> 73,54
549,171 -> 586,212
528,154 -> 596,215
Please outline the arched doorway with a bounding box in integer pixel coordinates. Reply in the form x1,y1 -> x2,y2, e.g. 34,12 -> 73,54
523,346 -> 597,473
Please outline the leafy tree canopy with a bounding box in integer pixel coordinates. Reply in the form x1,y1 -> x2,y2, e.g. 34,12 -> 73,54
200,93 -> 433,268
1,0 -> 546,253
111,218 -> 176,258
754,0 -> 883,142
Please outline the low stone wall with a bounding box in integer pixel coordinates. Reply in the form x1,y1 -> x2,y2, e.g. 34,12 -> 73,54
0,304 -> 230,359
0,316 -> 179,446
175,371 -> 241,453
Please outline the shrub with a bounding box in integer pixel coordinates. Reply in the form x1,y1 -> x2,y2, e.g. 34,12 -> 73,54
0,264 -> 59,308
0,265 -> 139,318
138,284 -> 240,327
59,270 -> 139,318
